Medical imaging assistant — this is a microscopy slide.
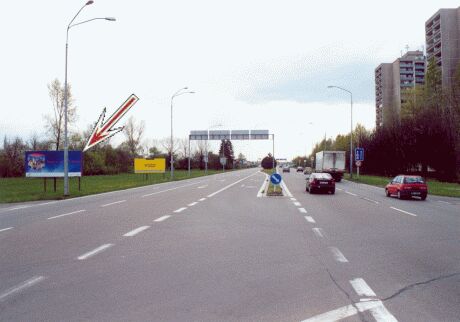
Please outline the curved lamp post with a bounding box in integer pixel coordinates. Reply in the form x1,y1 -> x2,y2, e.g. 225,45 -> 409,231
170,87 -> 195,180
64,1 -> 115,196
327,85 -> 353,179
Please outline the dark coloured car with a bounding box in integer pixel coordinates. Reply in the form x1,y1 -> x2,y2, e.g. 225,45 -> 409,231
306,173 -> 335,194
282,166 -> 290,173
385,175 -> 428,200
297,166 -> 304,173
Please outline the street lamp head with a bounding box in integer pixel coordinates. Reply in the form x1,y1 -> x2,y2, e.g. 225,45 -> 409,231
105,17 -> 116,21
327,85 -> 334,88
86,1 -> 94,5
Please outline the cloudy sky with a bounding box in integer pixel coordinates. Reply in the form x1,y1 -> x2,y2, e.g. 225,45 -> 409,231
1,0 -> 458,160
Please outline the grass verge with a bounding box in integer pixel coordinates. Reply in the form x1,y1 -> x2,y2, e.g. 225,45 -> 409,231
0,170 -> 226,203
345,174 -> 460,198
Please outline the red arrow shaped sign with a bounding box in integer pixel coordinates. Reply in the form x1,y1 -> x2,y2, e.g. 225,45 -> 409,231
83,94 -> 139,152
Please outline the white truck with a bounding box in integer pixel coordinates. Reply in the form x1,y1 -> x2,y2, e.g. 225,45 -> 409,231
315,151 -> 346,182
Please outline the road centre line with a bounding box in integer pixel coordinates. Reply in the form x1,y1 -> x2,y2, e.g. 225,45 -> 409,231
199,198 -> 206,201
329,247 -> 349,263
207,172 -> 259,198
312,228 -> 324,238
437,200 -> 451,205
390,206 -> 417,217
101,200 -> 126,207
336,188 -> 343,191
154,215 -> 171,222
280,180 -> 293,197
77,244 -> 113,260
0,276 -> 45,302
304,216 -> 316,223
0,227 -> 13,233
345,191 -> 358,196
301,299 -> 397,322
197,185 -> 208,189
174,207 -> 187,213
6,205 -> 31,211
298,208 -> 308,214
257,174 -> 269,197
290,198 -> 297,201
37,201 -> 58,206
361,197 -> 379,204
124,226 -> 150,237
350,278 -> 377,297
47,209 -> 86,220
188,202 -> 198,207
293,201 -> 301,206
142,181 -> 204,197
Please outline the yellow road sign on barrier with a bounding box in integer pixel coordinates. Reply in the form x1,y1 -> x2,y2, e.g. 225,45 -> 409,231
134,158 -> 166,173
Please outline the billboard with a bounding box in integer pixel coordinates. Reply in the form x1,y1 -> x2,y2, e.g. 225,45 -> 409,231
134,158 -> 166,173
25,151 -> 82,177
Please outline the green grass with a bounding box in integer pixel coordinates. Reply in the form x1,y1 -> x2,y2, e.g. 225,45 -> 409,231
345,174 -> 460,198
0,170 -> 225,203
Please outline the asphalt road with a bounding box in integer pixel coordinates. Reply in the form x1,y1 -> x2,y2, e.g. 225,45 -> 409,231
0,168 -> 459,321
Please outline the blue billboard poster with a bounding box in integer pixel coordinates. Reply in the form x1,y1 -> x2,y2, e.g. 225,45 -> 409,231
25,151 -> 82,177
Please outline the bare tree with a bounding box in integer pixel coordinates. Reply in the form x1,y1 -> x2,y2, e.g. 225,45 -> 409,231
43,78 -> 77,150
123,116 -> 145,157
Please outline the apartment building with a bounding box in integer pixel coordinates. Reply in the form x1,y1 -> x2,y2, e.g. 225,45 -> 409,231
426,7 -> 460,88
375,51 -> 426,128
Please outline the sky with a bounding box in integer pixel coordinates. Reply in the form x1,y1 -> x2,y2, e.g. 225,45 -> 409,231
1,0 -> 458,161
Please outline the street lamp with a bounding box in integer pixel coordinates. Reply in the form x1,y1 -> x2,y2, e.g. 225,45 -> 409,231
63,1 -> 115,196
327,85 -> 353,179
170,87 -> 195,180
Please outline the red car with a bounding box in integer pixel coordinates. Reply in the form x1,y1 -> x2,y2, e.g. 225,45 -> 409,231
385,175 -> 428,200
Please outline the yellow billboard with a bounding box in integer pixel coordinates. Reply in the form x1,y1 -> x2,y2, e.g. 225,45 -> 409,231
134,158 -> 166,173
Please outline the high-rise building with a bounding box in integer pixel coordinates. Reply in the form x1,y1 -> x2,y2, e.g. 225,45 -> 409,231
426,7 -> 460,88
375,51 -> 426,128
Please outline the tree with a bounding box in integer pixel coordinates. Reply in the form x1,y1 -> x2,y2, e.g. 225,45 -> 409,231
122,116 -> 145,157
218,139 -> 235,169
43,79 -> 77,150
0,136 -> 27,177
261,153 -> 276,170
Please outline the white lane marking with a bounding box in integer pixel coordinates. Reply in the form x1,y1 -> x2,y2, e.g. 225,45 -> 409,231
77,244 -> 113,260
280,179 -> 293,197
257,174 -> 269,197
142,181 -> 203,197
6,205 -> 31,211
361,197 -> 379,204
290,198 -> 297,201
174,207 -> 187,213
293,201 -> 302,206
329,247 -> 349,263
154,215 -> 171,222
304,216 -> 316,223
437,200 -> 451,205
208,172 -> 259,198
101,200 -> 126,207
350,278 -> 377,297
0,276 -> 45,302
199,198 -> 206,201
345,191 -> 358,196
37,201 -> 58,206
390,206 -> 417,217
312,228 -> 324,238
336,188 -> 343,191
197,185 -> 208,189
0,227 -> 13,233
47,209 -> 86,220
298,208 -> 308,213
188,202 -> 198,207
123,226 -> 150,237
301,300 -> 397,322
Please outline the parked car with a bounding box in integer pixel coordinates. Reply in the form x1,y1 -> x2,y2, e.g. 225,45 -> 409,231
282,166 -> 290,173
385,175 -> 428,200
306,173 -> 335,194
296,166 -> 304,173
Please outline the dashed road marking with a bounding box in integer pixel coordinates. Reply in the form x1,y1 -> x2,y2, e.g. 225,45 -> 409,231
77,244 -> 113,260
123,226 -> 150,237
437,200 -> 451,205
47,209 -> 86,220
0,227 -> 13,233
390,206 -> 417,217
290,198 -> 297,201
298,208 -> 307,214
345,191 -> 358,196
142,181 -> 203,197
197,185 -> 208,189
188,202 -> 198,207
199,198 -> 206,201
0,276 -> 45,302
174,207 -> 187,213
304,216 -> 316,223
208,172 -> 259,198
293,201 -> 301,206
329,247 -> 349,263
6,205 -> 32,211
154,215 -> 171,222
312,228 -> 324,238
361,197 -> 379,204
350,278 -> 377,297
101,200 -> 126,207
